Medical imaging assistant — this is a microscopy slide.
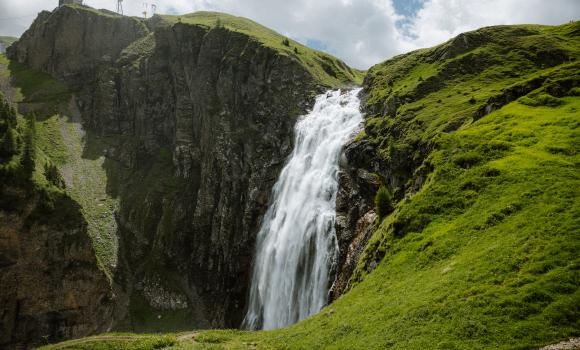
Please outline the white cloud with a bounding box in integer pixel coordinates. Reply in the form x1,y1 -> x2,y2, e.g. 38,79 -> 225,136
208,0 -> 405,69
0,0 -> 578,69
404,0 -> 580,51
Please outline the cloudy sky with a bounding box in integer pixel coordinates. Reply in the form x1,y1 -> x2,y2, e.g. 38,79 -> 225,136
0,0 -> 578,69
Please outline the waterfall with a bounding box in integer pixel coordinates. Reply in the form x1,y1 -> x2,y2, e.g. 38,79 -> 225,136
243,89 -> 363,330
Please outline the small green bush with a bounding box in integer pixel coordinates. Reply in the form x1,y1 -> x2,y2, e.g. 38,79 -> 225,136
44,162 -> 65,189
568,87 -> 580,96
453,151 -> 482,168
374,186 -> 393,222
519,93 -> 562,107
282,38 -> 290,46
0,127 -> 18,159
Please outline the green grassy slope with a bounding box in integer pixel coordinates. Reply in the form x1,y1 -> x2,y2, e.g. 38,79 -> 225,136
157,11 -> 364,87
28,23 -> 580,350
0,54 -> 120,279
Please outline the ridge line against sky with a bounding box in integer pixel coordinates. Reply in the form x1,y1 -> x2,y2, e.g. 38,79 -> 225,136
0,0 -> 579,69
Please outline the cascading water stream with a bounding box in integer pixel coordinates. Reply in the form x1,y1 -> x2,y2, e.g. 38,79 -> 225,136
243,89 -> 363,330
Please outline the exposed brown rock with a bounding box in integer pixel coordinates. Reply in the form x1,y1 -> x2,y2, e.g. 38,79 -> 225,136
0,187 -> 113,350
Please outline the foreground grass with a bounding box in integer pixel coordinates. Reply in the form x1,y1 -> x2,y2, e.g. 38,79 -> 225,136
36,334 -> 177,350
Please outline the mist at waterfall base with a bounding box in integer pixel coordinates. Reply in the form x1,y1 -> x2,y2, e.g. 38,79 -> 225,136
243,89 -> 363,330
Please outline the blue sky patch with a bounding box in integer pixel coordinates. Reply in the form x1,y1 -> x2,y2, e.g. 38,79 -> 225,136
305,38 -> 328,51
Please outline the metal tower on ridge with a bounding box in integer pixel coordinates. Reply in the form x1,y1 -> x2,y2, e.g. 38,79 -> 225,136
116,0 -> 123,14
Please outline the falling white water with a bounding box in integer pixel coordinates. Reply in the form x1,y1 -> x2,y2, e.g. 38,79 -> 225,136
243,89 -> 363,330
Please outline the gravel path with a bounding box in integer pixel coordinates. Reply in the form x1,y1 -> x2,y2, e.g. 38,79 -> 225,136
539,338 -> 580,350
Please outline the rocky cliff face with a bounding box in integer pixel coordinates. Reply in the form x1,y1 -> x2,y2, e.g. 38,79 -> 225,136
7,4 -> 359,333
0,187 -> 114,349
106,22 -> 318,328
10,8 -> 148,85
331,139 -> 380,299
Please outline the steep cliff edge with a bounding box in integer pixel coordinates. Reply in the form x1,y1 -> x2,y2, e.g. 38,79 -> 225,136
5,3 -> 361,336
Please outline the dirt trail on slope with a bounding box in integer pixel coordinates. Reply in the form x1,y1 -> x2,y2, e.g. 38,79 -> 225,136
42,332 -> 199,349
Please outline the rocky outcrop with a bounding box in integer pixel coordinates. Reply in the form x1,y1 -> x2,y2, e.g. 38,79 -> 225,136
331,138 -> 380,299
537,338 -> 580,350
474,77 -> 546,120
8,8 -> 148,86
7,4 -> 357,332
0,186 -> 113,350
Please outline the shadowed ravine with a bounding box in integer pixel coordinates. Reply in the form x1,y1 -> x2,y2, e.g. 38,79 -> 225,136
243,89 -> 363,330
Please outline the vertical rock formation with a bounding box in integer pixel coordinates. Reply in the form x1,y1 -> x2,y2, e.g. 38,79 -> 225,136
331,139 -> 381,299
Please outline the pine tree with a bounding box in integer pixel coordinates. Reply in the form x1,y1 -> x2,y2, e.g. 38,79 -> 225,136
44,162 -> 65,188
21,114 -> 36,177
0,128 -> 18,159
0,95 -> 19,160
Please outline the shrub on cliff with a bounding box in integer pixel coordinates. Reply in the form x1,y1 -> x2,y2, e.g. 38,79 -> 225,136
44,162 -> 65,189
0,128 -> 18,159
374,185 -> 393,222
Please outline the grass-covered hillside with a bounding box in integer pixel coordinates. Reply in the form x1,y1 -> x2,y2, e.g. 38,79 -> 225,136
0,54 -> 70,205
37,21 -> 580,350
0,53 -> 120,278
